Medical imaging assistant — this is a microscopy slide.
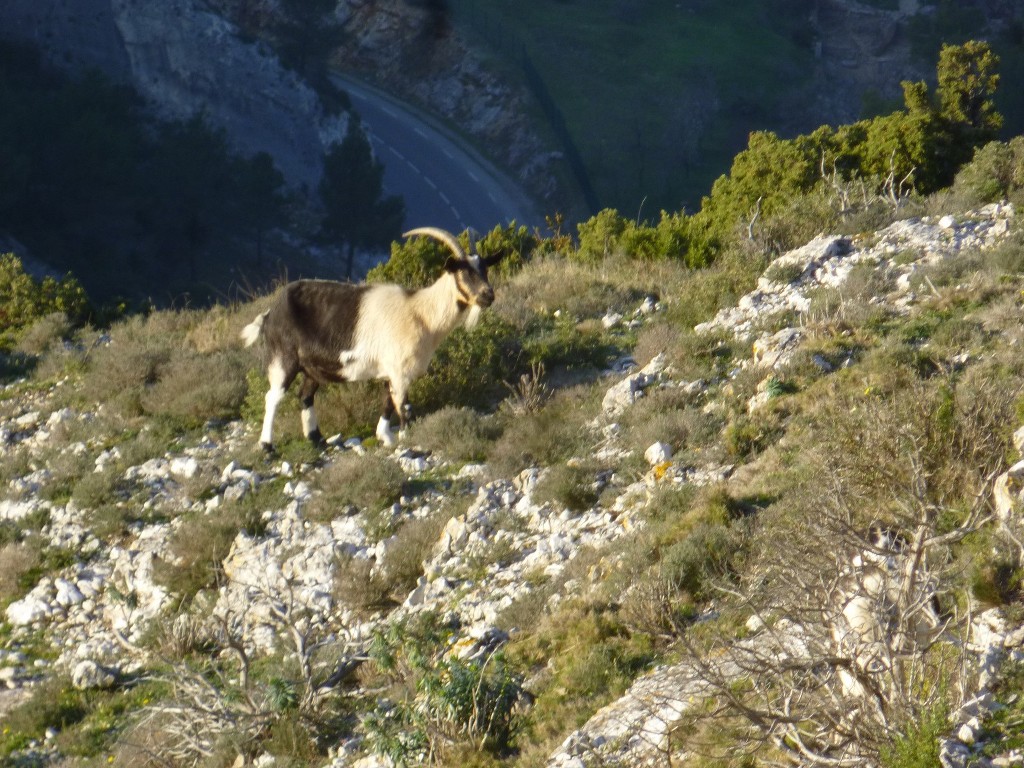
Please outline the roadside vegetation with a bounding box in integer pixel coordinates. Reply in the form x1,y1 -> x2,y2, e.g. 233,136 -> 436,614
446,0 -> 1024,215
2,40 -> 1024,768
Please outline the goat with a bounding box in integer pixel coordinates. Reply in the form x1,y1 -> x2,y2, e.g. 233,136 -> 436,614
240,227 -> 503,451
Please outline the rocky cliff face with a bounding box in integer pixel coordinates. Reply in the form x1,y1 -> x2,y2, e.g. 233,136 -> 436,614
212,0 -> 571,208
812,0 -> 1015,123
0,0 -> 345,190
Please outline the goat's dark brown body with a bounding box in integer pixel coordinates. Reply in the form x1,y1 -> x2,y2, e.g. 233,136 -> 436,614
262,280 -> 370,385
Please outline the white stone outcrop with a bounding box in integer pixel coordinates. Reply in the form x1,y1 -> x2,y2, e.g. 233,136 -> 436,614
602,353 -> 667,417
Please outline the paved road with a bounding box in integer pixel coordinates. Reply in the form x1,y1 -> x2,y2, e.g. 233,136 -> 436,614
331,73 -> 541,235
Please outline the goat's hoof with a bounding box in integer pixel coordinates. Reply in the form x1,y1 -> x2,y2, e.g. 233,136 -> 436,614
307,430 -> 326,448
260,441 -> 276,455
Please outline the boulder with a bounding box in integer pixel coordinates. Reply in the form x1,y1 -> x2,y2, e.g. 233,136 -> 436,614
71,659 -> 116,690
644,442 -> 673,466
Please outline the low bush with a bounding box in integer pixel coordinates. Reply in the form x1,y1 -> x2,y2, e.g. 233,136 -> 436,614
364,614 -> 526,764
307,453 -> 406,521
532,463 -> 601,513
879,704 -> 948,768
0,253 -> 90,351
951,136 -> 1024,204
405,406 -> 500,463
410,312 -> 523,414
487,386 -> 601,477
0,542 -> 39,607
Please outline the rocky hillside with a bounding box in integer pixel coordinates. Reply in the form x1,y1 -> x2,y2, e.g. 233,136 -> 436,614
2,196 -> 1024,766
0,0 -> 345,190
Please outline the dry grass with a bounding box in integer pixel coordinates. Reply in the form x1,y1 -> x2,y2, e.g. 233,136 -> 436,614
0,543 -> 38,605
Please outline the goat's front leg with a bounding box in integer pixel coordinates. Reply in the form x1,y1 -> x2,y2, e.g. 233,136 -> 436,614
376,381 -> 409,448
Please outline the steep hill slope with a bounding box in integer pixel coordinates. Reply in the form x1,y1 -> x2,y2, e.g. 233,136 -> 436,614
3,196 -> 1024,766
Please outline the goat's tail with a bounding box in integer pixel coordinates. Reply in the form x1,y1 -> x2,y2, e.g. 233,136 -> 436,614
240,311 -> 269,347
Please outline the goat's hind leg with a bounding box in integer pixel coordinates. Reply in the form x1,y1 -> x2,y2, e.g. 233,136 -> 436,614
298,375 -> 324,447
259,357 -> 297,453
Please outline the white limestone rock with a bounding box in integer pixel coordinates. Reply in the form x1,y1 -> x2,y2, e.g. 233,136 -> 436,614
71,660 -> 115,690
5,595 -> 53,627
644,442 -> 673,466
602,353 -> 667,417
602,311 -> 623,329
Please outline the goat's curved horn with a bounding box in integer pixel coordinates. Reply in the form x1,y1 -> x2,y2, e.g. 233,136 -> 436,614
404,227 -> 467,261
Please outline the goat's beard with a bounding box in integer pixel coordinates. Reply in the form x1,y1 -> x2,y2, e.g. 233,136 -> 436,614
463,304 -> 483,330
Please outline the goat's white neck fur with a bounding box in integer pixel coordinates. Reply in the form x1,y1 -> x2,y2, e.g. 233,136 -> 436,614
408,271 -> 472,338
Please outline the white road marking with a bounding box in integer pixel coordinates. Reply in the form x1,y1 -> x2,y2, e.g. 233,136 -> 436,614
443,148 -> 455,159
440,193 -> 451,205
414,127 -> 428,139
389,146 -> 406,161
425,177 -> 438,190
468,171 -> 479,182
408,162 -> 421,175
383,106 -> 398,118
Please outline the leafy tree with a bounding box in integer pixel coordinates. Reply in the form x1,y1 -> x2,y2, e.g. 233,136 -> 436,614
228,151 -> 287,265
275,0 -> 347,114
938,40 -> 1002,135
319,123 -> 405,277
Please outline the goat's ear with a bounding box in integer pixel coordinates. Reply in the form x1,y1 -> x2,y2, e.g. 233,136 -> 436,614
480,249 -> 507,268
443,256 -> 464,273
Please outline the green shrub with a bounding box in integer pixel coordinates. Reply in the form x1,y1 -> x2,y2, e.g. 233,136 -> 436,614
952,137 -> 1024,204
660,522 -> 742,601
879,704 -> 948,768
475,221 -> 538,278
365,615 -> 525,763
575,208 -> 628,263
575,209 -> 696,265
723,409 -> 784,459
0,254 -> 89,350
520,313 -> 613,373
410,312 -> 523,414
368,232 -> 449,288
367,223 -> 530,288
